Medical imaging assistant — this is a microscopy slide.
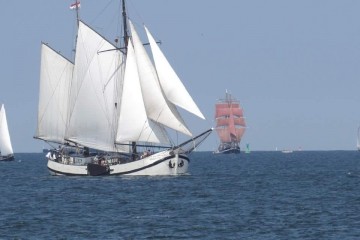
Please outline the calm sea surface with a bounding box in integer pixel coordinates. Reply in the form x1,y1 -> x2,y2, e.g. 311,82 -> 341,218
0,151 -> 359,239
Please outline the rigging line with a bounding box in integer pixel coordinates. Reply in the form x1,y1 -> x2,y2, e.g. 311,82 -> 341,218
140,120 -> 151,143
103,57 -> 124,92
89,0 -> 114,26
97,40 -> 161,55
125,0 -> 145,27
142,119 -> 170,146
98,47 -> 126,54
78,28 -> 123,128
152,104 -> 179,145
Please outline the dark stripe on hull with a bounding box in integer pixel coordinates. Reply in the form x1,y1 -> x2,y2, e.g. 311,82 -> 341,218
48,155 -> 189,176
0,156 -> 15,161
110,155 -> 189,175
47,167 -> 87,176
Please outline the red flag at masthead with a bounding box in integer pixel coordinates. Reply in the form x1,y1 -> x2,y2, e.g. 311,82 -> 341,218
70,1 -> 80,10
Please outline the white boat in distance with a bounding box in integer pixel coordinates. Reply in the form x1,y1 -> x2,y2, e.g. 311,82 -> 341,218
357,126 -> 360,151
34,1 -> 212,176
0,104 -> 14,161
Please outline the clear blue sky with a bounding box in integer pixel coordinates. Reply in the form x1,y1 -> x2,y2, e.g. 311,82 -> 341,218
1,0 -> 360,152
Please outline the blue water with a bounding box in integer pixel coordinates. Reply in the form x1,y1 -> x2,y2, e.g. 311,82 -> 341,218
0,151 -> 359,239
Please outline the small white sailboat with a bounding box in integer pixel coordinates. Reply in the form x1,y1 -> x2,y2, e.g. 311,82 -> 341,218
34,1 -> 212,176
0,104 -> 14,161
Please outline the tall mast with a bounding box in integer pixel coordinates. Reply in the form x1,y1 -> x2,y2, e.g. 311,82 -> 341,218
71,1 -> 81,60
122,0 -> 136,158
122,0 -> 129,50
75,1 -> 80,28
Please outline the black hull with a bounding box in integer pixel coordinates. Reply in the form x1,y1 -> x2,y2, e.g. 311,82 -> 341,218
214,147 -> 240,154
219,149 -> 240,154
215,142 -> 241,154
87,163 -> 110,176
0,155 -> 15,161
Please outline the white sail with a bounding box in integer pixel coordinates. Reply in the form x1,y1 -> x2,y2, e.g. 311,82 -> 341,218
66,21 -> 124,152
129,21 -> 192,136
116,39 -> 170,144
0,104 -> 13,155
35,43 -> 73,143
145,26 -> 205,120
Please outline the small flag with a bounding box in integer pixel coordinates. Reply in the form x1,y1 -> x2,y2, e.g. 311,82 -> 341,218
70,1 -> 80,10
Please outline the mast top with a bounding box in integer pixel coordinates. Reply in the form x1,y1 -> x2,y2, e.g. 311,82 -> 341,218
122,0 -> 129,49
70,1 -> 81,27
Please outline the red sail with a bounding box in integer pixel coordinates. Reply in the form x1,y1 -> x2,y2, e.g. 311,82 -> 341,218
216,128 -> 232,142
234,117 -> 246,127
232,108 -> 243,118
215,118 -> 228,126
215,92 -> 246,144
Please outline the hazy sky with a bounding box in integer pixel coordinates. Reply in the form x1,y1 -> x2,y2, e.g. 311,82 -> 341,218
1,0 -> 360,152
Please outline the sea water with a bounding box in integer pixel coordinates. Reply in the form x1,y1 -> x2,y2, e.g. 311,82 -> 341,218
0,151 -> 359,239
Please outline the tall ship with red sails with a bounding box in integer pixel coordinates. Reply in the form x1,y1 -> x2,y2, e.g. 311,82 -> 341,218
214,92 -> 246,154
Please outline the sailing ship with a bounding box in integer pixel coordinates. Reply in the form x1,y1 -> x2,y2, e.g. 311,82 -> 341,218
34,1 -> 212,176
0,104 -> 14,161
214,91 -> 246,154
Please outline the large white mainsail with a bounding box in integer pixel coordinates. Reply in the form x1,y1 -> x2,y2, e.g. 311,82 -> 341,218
145,26 -> 205,120
129,21 -> 192,136
116,39 -> 170,144
0,104 -> 13,156
35,43 -> 73,144
66,21 -> 124,152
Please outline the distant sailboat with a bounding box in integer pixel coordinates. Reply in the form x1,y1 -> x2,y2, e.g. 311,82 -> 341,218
0,104 -> 14,161
214,91 -> 246,154
34,1 -> 212,176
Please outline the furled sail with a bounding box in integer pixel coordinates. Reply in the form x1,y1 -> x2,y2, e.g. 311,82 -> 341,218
0,104 -> 13,155
35,43 -> 73,144
66,21 -> 124,152
145,26 -> 205,120
129,21 -> 192,136
116,39 -> 170,144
